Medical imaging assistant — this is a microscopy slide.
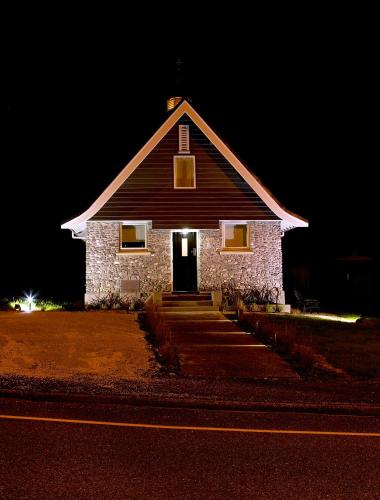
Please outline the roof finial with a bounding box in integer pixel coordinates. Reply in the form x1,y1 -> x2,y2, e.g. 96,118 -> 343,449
167,57 -> 189,111
175,57 -> 184,86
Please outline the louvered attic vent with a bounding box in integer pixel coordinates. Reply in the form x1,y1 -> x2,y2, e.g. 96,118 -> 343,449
178,125 -> 190,153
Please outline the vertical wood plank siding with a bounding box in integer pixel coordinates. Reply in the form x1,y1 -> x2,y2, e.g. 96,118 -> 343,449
90,115 -> 279,229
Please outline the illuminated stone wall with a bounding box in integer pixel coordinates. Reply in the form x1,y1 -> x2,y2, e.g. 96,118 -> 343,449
85,220 -> 284,304
85,222 -> 172,304
198,221 -> 284,303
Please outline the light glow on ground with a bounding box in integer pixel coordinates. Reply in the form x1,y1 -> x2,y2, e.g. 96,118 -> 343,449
303,313 -> 360,323
9,298 -> 62,312
9,299 -> 36,312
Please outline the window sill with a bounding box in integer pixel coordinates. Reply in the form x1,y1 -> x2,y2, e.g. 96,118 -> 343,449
116,250 -> 151,256
219,248 -> 253,254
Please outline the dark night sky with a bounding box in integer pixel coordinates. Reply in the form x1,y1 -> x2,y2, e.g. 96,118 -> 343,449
1,7 -> 378,302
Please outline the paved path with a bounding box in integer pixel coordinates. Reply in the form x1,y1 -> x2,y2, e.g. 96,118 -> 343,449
159,294 -> 298,379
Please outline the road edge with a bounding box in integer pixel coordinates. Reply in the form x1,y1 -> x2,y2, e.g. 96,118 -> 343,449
1,389 -> 380,416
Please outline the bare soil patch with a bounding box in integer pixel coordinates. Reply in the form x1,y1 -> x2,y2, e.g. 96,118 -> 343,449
0,311 -> 155,381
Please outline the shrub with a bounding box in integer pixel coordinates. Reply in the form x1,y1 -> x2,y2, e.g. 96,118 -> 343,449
291,344 -> 317,372
63,300 -> 84,311
130,296 -> 146,311
8,297 -> 63,311
154,317 -> 172,346
0,298 -> 12,311
242,312 -> 318,375
89,292 -> 147,311
221,280 -> 240,310
221,280 -> 282,312
143,304 -> 159,336
291,307 -> 302,315
158,342 -> 180,372
36,299 -> 63,311
142,304 -> 179,373
89,292 -> 131,311
144,305 -> 172,345
274,325 -> 297,353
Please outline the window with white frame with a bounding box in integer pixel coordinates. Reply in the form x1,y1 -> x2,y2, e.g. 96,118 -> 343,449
120,224 -> 146,249
173,155 -> 196,188
223,223 -> 249,249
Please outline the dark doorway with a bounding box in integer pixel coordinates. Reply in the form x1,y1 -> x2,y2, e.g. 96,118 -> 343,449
172,232 -> 197,292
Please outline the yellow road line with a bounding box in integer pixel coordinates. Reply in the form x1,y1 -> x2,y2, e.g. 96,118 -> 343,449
1,414 -> 379,437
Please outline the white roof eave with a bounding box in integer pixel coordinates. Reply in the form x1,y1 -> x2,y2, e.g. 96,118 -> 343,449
61,100 -> 308,235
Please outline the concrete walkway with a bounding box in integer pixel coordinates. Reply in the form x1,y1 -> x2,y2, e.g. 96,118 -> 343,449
159,294 -> 299,379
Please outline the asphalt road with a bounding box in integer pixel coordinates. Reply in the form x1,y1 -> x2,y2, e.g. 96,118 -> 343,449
1,397 -> 380,499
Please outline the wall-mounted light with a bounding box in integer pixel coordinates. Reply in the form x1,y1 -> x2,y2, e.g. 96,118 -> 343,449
181,228 -> 189,235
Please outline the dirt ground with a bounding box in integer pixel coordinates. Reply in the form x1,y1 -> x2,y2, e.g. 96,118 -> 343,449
0,311 -> 154,381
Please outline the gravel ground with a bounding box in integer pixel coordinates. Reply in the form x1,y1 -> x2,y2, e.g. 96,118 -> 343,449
1,311 -> 379,410
0,311 -> 154,380
1,372 -> 380,411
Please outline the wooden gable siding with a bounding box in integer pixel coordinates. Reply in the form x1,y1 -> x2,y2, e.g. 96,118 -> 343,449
90,115 -> 279,229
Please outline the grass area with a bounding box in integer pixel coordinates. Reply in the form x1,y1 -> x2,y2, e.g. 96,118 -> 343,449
302,313 -> 360,323
242,312 -> 380,379
9,299 -> 63,312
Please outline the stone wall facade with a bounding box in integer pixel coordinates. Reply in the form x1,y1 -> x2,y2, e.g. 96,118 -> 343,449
85,221 -> 284,304
85,222 -> 172,304
198,222 -> 284,303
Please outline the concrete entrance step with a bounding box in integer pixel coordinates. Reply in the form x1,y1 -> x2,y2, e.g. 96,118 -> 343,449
159,312 -> 225,321
162,294 -> 212,301
162,291 -> 211,294
158,305 -> 219,312
170,332 -> 257,346
161,300 -> 213,307
167,322 -> 242,333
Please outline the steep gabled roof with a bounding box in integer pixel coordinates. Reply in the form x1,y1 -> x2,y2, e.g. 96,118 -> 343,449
61,99 -> 308,237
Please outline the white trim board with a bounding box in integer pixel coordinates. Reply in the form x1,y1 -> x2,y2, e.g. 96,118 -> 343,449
61,100 -> 308,237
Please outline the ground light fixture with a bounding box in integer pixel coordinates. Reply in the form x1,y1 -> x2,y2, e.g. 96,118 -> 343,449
24,291 -> 37,312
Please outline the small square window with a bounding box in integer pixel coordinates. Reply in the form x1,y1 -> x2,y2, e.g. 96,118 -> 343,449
174,156 -> 196,188
223,223 -> 249,249
120,224 -> 146,249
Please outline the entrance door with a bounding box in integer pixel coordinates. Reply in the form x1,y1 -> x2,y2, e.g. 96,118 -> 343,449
172,232 -> 197,292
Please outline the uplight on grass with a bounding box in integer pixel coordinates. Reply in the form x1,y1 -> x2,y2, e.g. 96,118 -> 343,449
9,291 -> 38,312
9,296 -> 63,312
304,313 -> 360,323
9,299 -> 36,312
25,293 -> 36,312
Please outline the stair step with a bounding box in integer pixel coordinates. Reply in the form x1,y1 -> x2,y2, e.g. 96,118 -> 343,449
162,291 -> 211,294
162,294 -> 211,301
161,300 -> 213,307
158,305 -> 220,312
